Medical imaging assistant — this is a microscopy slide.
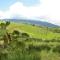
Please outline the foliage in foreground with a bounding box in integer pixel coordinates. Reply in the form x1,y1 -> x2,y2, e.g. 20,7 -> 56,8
0,21 -> 60,60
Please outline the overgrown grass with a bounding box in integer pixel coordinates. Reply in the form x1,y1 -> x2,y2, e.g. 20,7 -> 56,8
0,22 -> 60,60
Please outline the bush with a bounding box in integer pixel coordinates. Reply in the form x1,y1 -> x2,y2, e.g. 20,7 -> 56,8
53,45 -> 60,53
12,30 -> 21,39
28,45 -> 41,51
27,44 -> 51,52
12,30 -> 20,35
6,21 -> 10,27
21,32 -> 30,38
40,45 -> 51,51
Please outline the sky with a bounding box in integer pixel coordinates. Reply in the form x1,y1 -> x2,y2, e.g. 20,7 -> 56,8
0,0 -> 60,25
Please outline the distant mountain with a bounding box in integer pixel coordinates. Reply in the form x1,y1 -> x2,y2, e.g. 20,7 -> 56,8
3,19 -> 59,27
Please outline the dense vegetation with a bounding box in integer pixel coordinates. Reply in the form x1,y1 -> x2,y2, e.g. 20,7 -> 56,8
0,21 -> 60,60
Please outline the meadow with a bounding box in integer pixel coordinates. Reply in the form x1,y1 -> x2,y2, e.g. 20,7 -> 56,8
0,21 -> 60,60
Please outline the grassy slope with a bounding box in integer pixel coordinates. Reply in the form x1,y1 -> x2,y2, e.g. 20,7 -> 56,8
7,22 -> 60,60
0,22 -> 60,60
7,22 -> 60,40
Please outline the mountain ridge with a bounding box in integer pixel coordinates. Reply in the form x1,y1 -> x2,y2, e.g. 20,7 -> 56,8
1,19 -> 59,27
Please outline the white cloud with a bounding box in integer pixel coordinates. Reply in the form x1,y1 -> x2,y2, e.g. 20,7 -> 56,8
0,0 -> 60,25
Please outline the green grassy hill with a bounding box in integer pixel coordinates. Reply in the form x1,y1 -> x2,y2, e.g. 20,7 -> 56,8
7,22 -> 60,40
0,22 -> 60,60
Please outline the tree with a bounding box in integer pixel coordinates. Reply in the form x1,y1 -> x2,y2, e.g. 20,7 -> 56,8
5,21 -> 10,27
0,23 -> 6,29
0,21 -> 10,29
0,21 -> 10,48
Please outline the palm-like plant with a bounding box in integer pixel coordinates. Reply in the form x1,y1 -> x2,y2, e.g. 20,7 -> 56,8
0,21 -> 10,48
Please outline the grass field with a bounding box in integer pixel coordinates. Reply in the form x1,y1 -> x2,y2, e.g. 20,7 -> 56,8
0,22 -> 60,60
7,22 -> 60,39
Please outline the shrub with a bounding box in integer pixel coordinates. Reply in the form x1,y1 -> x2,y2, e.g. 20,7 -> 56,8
53,45 -> 60,53
12,30 -> 20,35
27,44 -> 51,52
21,32 -> 30,38
40,45 -> 51,51
12,30 -> 20,39
28,45 -> 41,51
5,21 -> 10,27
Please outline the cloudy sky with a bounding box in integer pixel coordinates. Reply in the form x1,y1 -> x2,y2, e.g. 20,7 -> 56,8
0,0 -> 60,25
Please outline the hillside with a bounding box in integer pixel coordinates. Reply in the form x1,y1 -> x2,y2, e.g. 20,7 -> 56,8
7,22 -> 60,40
0,21 -> 60,60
